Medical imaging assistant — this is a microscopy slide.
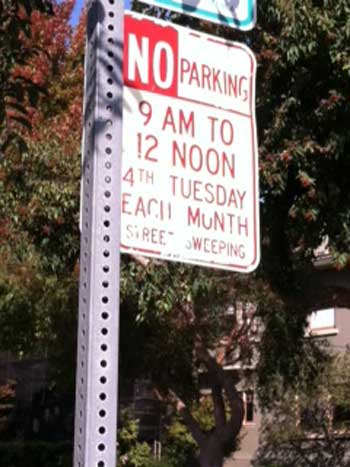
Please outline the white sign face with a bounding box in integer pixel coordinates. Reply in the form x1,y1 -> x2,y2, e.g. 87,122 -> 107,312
121,12 -> 260,272
139,0 -> 256,30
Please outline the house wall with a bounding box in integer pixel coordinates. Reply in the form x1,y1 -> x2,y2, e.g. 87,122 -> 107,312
328,308 -> 350,351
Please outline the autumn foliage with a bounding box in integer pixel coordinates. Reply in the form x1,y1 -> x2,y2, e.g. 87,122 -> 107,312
22,0 -> 85,146
0,1 -> 84,361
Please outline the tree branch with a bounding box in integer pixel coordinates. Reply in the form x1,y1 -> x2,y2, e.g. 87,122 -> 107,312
211,381 -> 226,428
168,390 -> 206,446
193,336 -> 244,442
217,304 -> 258,366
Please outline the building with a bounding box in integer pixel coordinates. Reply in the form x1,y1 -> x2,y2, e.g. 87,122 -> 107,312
223,247 -> 350,467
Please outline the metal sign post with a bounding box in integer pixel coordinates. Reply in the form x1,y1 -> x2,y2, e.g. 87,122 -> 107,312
74,1 -> 123,466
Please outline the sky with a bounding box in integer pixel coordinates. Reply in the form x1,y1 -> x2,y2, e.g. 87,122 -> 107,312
69,0 -> 131,26
70,0 -> 85,26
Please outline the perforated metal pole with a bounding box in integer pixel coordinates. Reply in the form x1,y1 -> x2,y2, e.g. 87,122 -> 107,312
74,1 -> 123,466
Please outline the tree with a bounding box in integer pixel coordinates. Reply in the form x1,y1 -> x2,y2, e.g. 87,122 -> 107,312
252,0 -> 350,288
0,1 -> 83,391
24,0 -> 84,147
118,1 -> 350,465
0,138 -> 80,385
119,257 -> 289,467
0,0 -> 53,154
253,347 -> 350,467
248,0 -> 350,406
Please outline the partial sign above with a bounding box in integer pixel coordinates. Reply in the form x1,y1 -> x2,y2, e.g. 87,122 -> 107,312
121,12 -> 260,272
140,0 -> 256,30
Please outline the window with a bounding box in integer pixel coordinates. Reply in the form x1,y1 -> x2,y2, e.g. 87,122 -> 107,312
307,308 -> 338,336
245,391 -> 254,423
333,404 -> 350,431
240,390 -> 254,424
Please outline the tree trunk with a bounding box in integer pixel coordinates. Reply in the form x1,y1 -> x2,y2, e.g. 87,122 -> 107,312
180,339 -> 245,467
198,434 -> 225,467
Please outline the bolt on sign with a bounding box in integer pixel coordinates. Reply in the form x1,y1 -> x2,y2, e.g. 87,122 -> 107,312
121,12 -> 260,273
139,0 -> 256,30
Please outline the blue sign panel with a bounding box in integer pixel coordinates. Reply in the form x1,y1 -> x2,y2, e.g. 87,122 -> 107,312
143,0 -> 256,30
